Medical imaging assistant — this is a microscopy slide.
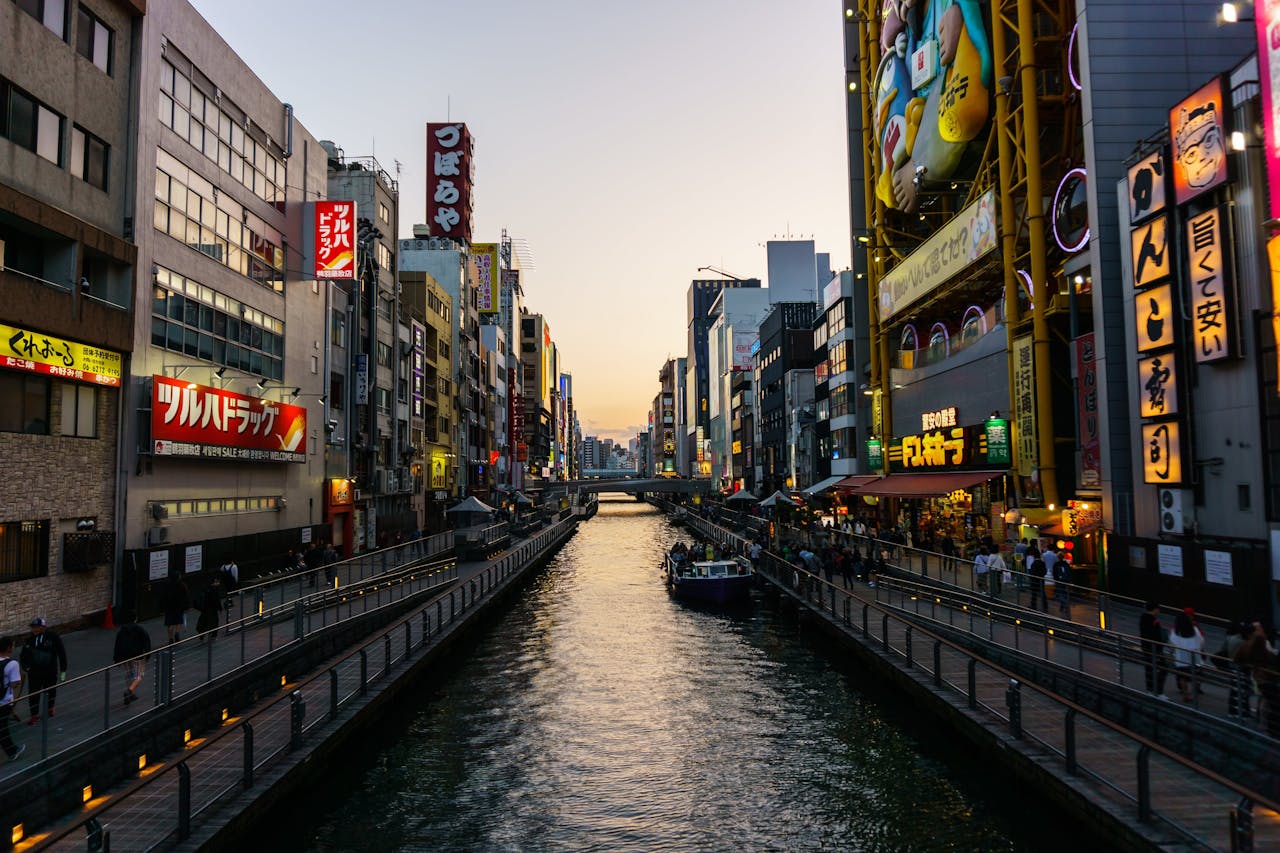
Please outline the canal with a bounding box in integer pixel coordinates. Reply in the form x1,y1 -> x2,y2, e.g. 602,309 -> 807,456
289,499 -> 1075,851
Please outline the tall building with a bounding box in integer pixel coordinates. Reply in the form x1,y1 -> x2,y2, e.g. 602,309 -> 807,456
122,0 -> 329,613
755,302 -> 816,494
0,0 -> 144,633
706,288 -> 771,490
398,269 -> 454,531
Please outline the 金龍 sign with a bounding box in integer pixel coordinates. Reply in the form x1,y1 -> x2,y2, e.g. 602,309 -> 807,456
470,243 -> 499,314
1,323 -> 122,386
314,201 -> 355,279
1185,206 -> 1234,363
426,122 -> 473,244
151,375 -> 307,463
1170,77 -> 1228,206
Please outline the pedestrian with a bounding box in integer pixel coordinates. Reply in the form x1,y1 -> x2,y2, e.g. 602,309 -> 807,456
112,617 -> 152,706
20,617 -> 67,723
304,541 -> 323,587
1027,548 -> 1048,612
162,573 -> 191,644
1050,548 -> 1072,615
939,533 -> 955,574
1139,600 -> 1170,697
220,558 -> 239,592
196,575 -> 224,641
1234,621 -> 1280,736
987,546 -> 1007,598
973,546 -> 990,595
1168,610 -> 1205,702
0,636 -> 25,761
1214,621 -> 1251,718
322,542 -> 340,584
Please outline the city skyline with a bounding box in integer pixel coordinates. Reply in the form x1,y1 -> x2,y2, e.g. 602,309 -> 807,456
189,0 -> 852,444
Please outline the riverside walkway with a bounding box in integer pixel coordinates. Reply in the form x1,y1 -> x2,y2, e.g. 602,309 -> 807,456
2,514 -> 581,851
678,509 -> 1280,852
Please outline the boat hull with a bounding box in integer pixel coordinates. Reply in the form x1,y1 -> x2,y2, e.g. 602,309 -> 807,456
669,573 -> 754,604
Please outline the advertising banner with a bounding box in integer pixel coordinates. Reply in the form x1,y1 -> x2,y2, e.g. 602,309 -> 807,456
1141,420 -> 1183,485
1012,335 -> 1037,477
1127,148 -> 1169,224
985,416 -> 1011,467
732,332 -> 755,371
1260,1 -> 1280,218
314,201 -> 356,279
1073,334 -> 1101,489
1,323 -> 122,386
1134,282 -> 1175,352
878,189 -> 997,322
470,243 -> 499,314
1130,215 -> 1171,288
1137,353 -> 1179,418
151,375 -> 307,463
426,122 -> 473,244
1185,206 -> 1234,362
1170,77 -> 1228,206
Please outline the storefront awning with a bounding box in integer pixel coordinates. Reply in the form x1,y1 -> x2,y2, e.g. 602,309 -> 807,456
835,475 -> 882,490
801,475 -> 847,497
852,470 -> 1005,498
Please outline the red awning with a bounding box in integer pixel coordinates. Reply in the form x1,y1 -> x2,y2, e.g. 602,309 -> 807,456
835,475 -> 882,490
852,470 -> 1005,498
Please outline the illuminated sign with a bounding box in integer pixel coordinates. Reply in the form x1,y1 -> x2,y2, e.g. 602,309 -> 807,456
887,421 -> 1007,473
921,407 -> 957,432
1269,235 -> 1280,392
314,201 -> 355,279
984,416 -> 1011,467
866,438 -> 883,472
1012,335 -> 1037,477
0,323 -> 122,387
426,122 -> 474,243
1136,352 -> 1178,419
877,190 -> 998,322
1170,77 -> 1228,206
1134,282 -> 1175,353
1142,420 -> 1183,484
1074,334 -> 1101,489
1130,215 -> 1171,288
470,243 -> 499,314
1185,206 -> 1234,363
151,375 -> 307,463
1061,509 -> 1079,537
1258,2 -> 1280,218
1128,148 -> 1169,224
328,478 -> 353,508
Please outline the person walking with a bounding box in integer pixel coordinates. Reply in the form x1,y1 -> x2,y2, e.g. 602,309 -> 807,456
973,546 -> 990,596
112,618 -> 152,706
0,636 -> 25,761
987,545 -> 1007,598
1168,610 -> 1205,702
1026,548 -> 1048,612
1234,622 -> 1280,735
20,617 -> 67,723
1050,548 -> 1072,616
1139,601 -> 1170,697
162,574 -> 191,644
196,575 -> 224,641
1215,621 -> 1252,718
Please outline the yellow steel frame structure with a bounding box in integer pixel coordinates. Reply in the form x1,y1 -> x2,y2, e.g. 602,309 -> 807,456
855,0 -> 1072,507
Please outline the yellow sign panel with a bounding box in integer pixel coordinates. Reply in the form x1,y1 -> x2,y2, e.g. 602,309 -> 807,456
1012,334 -> 1037,476
1134,282 -> 1175,352
1269,235 -> 1280,393
1141,421 -> 1183,485
1061,509 -> 1079,537
1137,353 -> 1178,418
0,323 -> 123,386
1130,215 -> 1171,288
1186,206 -> 1231,363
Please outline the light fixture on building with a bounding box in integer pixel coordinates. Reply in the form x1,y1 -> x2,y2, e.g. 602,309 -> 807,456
1231,130 -> 1247,151
290,387 -> 301,399
256,378 -> 269,391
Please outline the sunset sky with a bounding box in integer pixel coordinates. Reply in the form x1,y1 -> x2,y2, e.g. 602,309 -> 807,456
192,0 -> 851,444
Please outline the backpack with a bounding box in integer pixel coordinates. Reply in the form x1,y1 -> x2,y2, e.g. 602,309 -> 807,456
1052,560 -> 1071,582
1030,558 -> 1047,578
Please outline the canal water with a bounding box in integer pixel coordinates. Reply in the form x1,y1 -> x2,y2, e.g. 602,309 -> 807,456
294,500 -> 1073,851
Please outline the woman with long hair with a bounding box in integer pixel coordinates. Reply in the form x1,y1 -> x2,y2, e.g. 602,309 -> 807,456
1168,610 -> 1205,702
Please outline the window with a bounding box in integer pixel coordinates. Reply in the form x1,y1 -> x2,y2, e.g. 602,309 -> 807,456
378,202 -> 390,226
329,372 -> 344,410
0,79 -> 62,164
330,309 -> 346,348
59,383 -> 96,437
0,373 -> 50,433
75,5 -> 112,74
377,341 -> 391,367
377,242 -> 392,271
0,519 -> 50,583
14,0 -> 66,39
70,124 -> 108,190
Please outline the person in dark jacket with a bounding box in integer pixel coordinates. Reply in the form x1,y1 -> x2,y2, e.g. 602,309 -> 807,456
195,575 -> 224,641
162,575 -> 191,644
20,617 -> 67,723
113,618 -> 152,705
1139,600 -> 1169,697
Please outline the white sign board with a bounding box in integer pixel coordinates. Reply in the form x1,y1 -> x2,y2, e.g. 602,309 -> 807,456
1204,549 -> 1233,586
149,549 -> 170,581
184,544 -> 202,574
1157,543 -> 1184,577
301,527 -> 313,544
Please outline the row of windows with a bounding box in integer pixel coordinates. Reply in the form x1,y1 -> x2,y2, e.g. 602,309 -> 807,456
0,77 -> 109,190
158,56 -> 284,209
151,265 -> 284,380
154,495 -> 282,518
154,147 -> 284,290
0,519 -> 49,584
830,384 -> 851,419
0,373 -> 98,437
426,290 -> 450,322
14,1 -> 113,74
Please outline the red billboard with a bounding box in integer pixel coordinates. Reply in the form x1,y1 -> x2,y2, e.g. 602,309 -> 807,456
426,122 -> 473,244
151,375 -> 307,463
314,201 -> 356,279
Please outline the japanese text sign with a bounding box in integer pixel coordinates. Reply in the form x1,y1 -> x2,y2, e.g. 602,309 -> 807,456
1130,216 -> 1171,288
1170,77 -> 1228,206
470,243 -> 499,314
1185,206 -> 1234,363
314,201 -> 355,279
1134,283 -> 1175,353
1257,1 -> 1280,219
1128,148 -> 1168,224
1142,420 -> 1183,484
1137,353 -> 1179,418
425,122 -> 473,244
1013,334 -> 1037,477
151,375 -> 307,463
1074,334 -> 1101,489
1,323 -> 122,387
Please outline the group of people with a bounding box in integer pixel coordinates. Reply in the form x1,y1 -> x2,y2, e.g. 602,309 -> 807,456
160,559 -> 241,645
0,617 -> 69,762
777,538 -> 886,590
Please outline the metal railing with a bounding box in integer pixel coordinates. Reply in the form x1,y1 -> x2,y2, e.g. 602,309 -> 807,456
28,519 -> 577,852
4,549 -> 458,783
751,550 -> 1277,851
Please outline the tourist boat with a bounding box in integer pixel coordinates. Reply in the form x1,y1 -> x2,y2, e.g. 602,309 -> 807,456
669,506 -> 689,527
664,555 -> 753,604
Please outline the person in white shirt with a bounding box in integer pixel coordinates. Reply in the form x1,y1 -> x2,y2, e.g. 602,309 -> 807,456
0,636 -> 24,761
973,546 -> 990,594
986,547 -> 1007,596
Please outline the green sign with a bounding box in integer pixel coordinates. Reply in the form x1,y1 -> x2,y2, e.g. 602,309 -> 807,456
866,438 -> 884,472
985,418 -> 1011,466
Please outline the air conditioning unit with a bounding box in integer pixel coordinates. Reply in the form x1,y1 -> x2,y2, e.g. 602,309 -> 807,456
1158,488 -> 1192,534
150,503 -> 169,521
147,526 -> 170,547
